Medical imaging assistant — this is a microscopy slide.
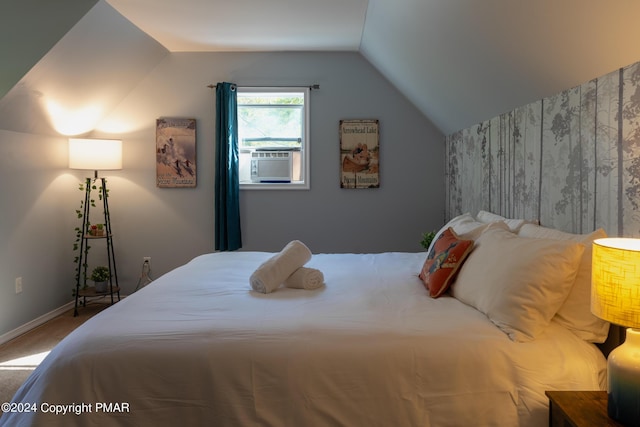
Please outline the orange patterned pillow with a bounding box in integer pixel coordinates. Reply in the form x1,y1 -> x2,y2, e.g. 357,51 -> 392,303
419,227 -> 474,298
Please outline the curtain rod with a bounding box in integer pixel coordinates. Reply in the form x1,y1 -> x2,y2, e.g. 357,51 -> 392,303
207,84 -> 320,90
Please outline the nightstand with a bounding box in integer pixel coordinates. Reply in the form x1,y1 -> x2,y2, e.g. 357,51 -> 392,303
546,391 -> 624,427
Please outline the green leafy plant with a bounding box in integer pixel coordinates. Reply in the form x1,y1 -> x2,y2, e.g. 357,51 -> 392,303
420,230 -> 437,250
90,266 -> 110,282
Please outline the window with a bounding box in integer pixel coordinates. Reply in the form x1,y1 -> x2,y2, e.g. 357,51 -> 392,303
237,87 -> 310,190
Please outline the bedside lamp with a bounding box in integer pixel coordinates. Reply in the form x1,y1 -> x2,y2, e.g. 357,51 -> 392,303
68,138 -> 122,316
592,237 -> 640,425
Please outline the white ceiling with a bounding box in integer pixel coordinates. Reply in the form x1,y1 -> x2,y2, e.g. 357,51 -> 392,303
106,0 -> 369,52
74,1 -> 640,134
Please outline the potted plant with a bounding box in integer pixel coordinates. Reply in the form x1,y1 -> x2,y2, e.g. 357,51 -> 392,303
96,223 -> 105,236
420,230 -> 436,250
91,266 -> 110,293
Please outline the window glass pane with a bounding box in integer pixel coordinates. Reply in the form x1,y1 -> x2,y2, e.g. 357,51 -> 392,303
237,92 -> 303,105
237,88 -> 309,189
238,105 -> 302,148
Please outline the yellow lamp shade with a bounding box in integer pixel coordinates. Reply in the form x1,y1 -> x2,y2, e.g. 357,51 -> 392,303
592,238 -> 640,424
68,138 -> 122,171
591,238 -> 640,328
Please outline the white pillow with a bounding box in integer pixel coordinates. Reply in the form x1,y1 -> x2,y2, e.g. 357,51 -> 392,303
476,210 -> 538,232
517,224 -> 610,343
451,224 -> 585,342
427,213 -> 507,257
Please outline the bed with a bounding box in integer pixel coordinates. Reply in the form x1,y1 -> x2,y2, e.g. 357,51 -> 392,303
1,212 -> 609,427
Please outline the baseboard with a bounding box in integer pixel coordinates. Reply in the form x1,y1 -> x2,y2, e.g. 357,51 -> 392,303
0,294 -> 129,346
0,301 -> 75,346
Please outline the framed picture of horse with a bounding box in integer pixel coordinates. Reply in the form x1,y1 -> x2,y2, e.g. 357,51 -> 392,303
340,119 -> 379,189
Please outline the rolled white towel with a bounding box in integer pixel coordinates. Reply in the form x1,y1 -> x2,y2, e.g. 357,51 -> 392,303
284,267 -> 325,290
250,240 -> 312,293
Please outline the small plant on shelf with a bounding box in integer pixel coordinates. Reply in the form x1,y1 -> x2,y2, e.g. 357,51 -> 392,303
91,266 -> 110,282
91,265 -> 111,294
88,224 -> 105,236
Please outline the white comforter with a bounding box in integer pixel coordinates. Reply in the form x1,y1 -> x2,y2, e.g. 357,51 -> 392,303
1,252 -> 606,427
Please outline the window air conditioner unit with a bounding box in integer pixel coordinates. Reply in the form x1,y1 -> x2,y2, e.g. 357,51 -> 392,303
250,151 -> 293,182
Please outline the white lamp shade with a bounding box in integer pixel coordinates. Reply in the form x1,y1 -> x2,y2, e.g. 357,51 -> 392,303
69,138 -> 122,171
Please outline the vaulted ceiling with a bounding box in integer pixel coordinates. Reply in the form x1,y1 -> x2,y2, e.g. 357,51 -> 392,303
105,0 -> 640,134
4,0 -> 640,135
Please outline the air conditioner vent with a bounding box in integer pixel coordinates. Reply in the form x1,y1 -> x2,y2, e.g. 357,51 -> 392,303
250,151 -> 293,182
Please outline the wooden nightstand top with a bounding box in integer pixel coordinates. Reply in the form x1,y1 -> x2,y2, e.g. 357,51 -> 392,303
546,391 -> 624,427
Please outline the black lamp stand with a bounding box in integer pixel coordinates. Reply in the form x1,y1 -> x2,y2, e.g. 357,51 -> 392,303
73,174 -> 120,316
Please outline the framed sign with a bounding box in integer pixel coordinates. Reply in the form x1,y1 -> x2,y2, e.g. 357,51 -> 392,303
340,119 -> 379,189
156,118 -> 197,188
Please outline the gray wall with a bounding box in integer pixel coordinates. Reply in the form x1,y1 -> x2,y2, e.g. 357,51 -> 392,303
0,50 -> 444,336
100,50 -> 445,271
0,130 -> 79,336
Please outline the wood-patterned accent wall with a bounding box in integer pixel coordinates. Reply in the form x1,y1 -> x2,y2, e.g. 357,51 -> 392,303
445,61 -> 640,236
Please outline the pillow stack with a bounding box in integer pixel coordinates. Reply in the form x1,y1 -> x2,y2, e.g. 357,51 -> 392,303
419,212 -> 511,298
419,211 -> 607,343
451,223 -> 583,342
517,224 -> 609,343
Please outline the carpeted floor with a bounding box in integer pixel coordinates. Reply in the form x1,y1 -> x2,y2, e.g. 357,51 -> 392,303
0,303 -> 109,406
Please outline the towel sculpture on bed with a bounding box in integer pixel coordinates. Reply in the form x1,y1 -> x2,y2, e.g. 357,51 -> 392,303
250,240 -> 324,293
284,266 -> 325,290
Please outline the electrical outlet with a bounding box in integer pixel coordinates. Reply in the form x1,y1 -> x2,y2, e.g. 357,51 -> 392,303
15,277 -> 22,294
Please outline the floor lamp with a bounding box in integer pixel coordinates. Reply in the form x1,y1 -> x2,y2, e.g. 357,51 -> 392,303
592,237 -> 640,425
69,138 -> 122,316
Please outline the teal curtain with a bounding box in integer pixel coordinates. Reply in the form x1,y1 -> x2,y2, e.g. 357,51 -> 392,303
215,82 -> 242,251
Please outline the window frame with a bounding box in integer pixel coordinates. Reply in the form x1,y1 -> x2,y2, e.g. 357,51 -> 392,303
238,86 -> 310,190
